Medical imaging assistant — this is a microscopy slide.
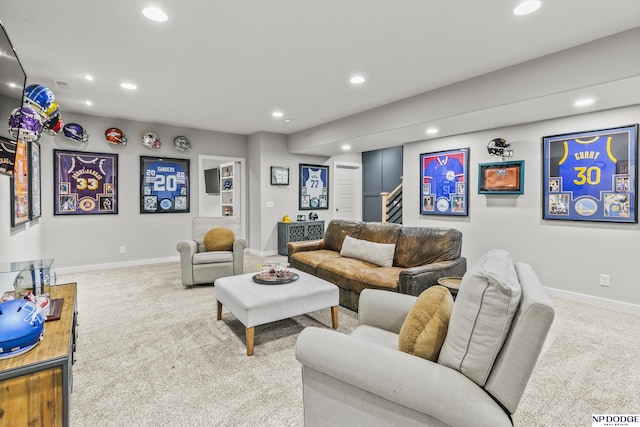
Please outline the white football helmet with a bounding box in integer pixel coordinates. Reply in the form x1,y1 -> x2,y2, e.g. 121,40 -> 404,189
142,131 -> 161,149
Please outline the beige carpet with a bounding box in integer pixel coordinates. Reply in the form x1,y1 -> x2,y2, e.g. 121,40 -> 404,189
58,256 -> 640,426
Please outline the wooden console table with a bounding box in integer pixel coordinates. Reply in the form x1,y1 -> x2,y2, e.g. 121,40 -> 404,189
0,283 -> 78,427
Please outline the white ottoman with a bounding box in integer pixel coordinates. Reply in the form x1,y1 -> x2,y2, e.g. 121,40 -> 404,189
215,269 -> 339,356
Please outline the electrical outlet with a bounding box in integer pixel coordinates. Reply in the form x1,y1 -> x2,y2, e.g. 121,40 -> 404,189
599,274 -> 610,287
120,246 -> 126,254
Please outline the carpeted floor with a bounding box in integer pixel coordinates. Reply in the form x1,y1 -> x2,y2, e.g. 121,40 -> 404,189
58,256 -> 640,426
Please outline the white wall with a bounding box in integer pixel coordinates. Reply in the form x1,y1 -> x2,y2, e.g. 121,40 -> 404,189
248,132 -> 330,256
1,110 -> 248,270
404,105 -> 640,309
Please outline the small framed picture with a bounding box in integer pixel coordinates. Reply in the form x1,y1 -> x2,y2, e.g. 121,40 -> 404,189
271,166 -> 289,185
478,160 -> 525,194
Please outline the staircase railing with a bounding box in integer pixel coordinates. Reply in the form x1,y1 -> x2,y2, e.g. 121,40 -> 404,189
381,182 -> 403,224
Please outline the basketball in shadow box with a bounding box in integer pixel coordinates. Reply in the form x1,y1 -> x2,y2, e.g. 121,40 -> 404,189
478,161 -> 524,194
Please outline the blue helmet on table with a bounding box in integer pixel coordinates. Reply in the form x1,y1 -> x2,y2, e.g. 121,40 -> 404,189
0,299 -> 45,359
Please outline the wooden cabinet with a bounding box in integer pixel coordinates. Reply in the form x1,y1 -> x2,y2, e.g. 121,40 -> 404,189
278,221 -> 325,256
0,283 -> 78,427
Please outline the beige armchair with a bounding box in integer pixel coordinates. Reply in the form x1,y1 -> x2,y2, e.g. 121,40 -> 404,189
296,250 -> 554,427
176,216 -> 247,287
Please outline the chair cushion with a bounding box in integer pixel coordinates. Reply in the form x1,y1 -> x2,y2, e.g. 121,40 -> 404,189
340,235 -> 396,267
438,249 -> 522,387
193,251 -> 233,265
204,228 -> 235,251
398,285 -> 454,361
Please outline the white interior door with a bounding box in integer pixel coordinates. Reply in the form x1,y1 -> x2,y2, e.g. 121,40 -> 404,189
333,161 -> 362,220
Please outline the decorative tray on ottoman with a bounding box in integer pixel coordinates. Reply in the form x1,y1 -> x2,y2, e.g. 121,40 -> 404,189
252,271 -> 299,285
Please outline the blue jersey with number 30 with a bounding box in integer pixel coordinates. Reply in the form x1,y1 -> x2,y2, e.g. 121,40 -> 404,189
557,136 -> 616,199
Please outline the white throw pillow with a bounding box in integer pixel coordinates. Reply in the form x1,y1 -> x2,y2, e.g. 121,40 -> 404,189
340,235 -> 396,267
437,249 -> 522,387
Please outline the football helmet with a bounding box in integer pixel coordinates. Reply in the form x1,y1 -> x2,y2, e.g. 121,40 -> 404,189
8,106 -> 42,142
63,123 -> 89,142
43,113 -> 63,136
173,135 -> 191,152
0,299 -> 45,360
142,131 -> 160,149
487,138 -> 513,158
308,212 -> 318,220
105,127 -> 127,146
23,84 -> 55,115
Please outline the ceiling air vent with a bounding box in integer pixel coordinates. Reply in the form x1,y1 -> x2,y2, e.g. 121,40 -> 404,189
53,80 -> 69,90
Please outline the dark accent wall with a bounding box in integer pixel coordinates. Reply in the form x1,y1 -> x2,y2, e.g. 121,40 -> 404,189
362,146 -> 403,222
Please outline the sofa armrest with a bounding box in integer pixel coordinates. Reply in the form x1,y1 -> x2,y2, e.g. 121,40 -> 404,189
232,238 -> 248,274
358,289 -> 416,334
287,239 -> 325,261
399,257 -> 467,296
176,240 -> 198,287
296,327 -> 511,427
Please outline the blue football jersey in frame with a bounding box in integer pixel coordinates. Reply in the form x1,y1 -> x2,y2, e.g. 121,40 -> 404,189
140,156 -> 190,213
420,148 -> 469,216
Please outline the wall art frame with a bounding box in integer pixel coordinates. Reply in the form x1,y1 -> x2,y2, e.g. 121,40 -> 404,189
0,135 -> 16,177
11,139 -> 29,226
29,140 -> 41,219
478,160 -> 524,194
54,149 -> 118,215
542,124 -> 638,223
420,147 -> 469,216
271,166 -> 289,185
299,164 -> 329,210
140,156 -> 190,213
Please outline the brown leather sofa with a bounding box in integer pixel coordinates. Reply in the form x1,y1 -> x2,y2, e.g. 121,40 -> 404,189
288,219 -> 466,311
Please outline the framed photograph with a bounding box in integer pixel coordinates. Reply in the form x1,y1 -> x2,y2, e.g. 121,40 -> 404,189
11,139 -> 29,226
271,166 -> 289,185
299,164 -> 329,210
0,135 -> 16,177
478,160 -> 524,194
140,156 -> 190,213
54,149 -> 118,215
542,124 -> 638,223
420,147 -> 469,216
29,141 -> 41,219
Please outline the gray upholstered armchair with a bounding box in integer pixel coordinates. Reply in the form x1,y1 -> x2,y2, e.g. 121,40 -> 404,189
176,216 -> 247,287
296,250 -> 554,427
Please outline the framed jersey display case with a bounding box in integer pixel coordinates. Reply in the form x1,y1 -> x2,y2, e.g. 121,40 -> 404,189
11,139 -> 29,226
140,156 -> 190,213
478,160 -> 524,194
542,124 -> 638,223
54,149 -> 118,215
420,147 -> 469,216
299,164 -> 328,210
29,141 -> 41,219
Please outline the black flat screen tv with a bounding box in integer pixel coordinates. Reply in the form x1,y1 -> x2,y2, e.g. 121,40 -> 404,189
0,19 -> 27,176
204,168 -> 220,194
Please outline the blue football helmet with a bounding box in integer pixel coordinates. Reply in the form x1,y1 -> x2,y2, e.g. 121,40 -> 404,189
8,106 -> 42,142
63,123 -> 89,142
0,299 -> 45,359
23,84 -> 55,115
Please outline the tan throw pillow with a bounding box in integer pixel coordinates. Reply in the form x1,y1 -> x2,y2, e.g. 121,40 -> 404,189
398,285 -> 454,361
203,228 -> 235,251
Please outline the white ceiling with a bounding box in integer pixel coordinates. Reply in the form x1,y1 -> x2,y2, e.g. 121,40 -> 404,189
1,1 -> 639,155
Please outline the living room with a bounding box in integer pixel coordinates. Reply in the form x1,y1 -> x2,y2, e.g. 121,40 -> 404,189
1,2 -> 640,425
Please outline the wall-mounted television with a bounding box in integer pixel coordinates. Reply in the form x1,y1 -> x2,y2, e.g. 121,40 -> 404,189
0,19 -> 27,176
204,168 -> 220,194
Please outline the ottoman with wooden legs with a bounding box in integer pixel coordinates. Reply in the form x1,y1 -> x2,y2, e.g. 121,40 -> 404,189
215,269 -> 339,356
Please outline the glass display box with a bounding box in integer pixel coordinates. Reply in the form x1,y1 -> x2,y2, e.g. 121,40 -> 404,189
0,258 -> 55,298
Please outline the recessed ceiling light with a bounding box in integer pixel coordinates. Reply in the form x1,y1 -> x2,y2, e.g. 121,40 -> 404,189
513,1 -> 542,15
341,144 -> 351,151
8,82 -> 18,88
426,128 -> 439,135
272,111 -> 284,118
284,119 -> 292,123
143,7 -> 168,22
85,100 -> 93,106
121,82 -> 138,90
574,98 -> 595,107
350,75 -> 366,84
84,74 -> 94,82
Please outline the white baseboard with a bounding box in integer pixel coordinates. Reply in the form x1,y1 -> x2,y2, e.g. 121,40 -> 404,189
55,256 -> 180,275
247,248 -> 280,257
545,286 -> 640,315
